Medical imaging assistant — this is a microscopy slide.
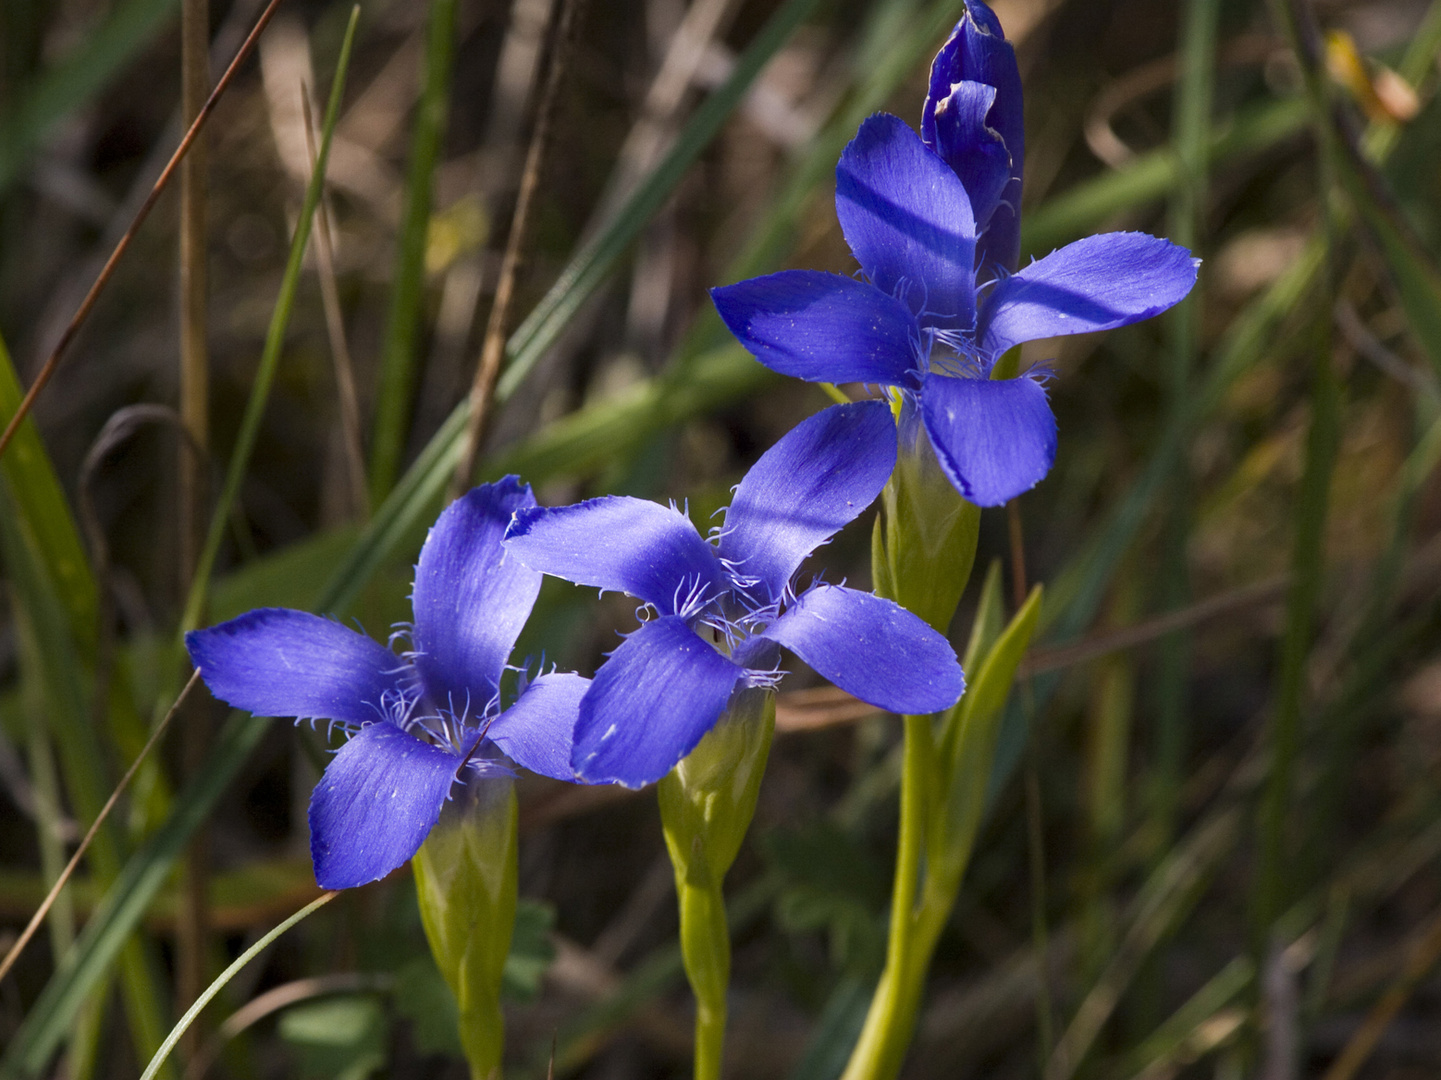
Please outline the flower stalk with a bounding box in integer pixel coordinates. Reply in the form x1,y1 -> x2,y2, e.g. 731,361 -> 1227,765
413,780 -> 520,1080
848,605 -> 1045,1080
658,689 -> 776,1080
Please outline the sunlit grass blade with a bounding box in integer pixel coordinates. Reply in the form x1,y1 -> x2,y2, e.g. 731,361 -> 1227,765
1113,957 -> 1254,1079
1045,809 -> 1244,1080
232,0 -> 983,621
0,335 -> 98,644
179,6 -> 361,635
0,481 -> 171,1077
0,0 -> 179,195
368,0 -> 458,502
1,331 -> 175,1071
677,0 -> 961,362
0,711 -> 272,1078
1,332 -> 160,766
498,0 -> 821,401
316,0 -> 823,615
137,892 -> 337,1080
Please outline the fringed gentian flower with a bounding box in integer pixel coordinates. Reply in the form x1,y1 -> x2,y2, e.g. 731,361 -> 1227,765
711,0 -> 1198,508
185,478 -> 588,889
503,401 -> 966,789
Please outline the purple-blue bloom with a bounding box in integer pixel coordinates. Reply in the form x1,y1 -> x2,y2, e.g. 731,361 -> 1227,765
185,479 -> 587,889
711,0 -> 1198,508
503,402 -> 966,789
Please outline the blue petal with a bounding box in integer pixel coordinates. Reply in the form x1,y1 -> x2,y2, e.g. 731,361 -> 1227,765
186,609 -> 404,728
412,477 -> 540,710
505,497 -> 728,617
921,371 -> 1056,507
720,401 -> 897,603
710,270 -> 919,388
922,0 -> 1024,276
835,114 -> 976,330
308,722 -> 460,889
929,81 -> 1010,237
759,584 -> 965,714
572,616 -> 742,788
485,672 -> 588,781
977,233 -> 1199,358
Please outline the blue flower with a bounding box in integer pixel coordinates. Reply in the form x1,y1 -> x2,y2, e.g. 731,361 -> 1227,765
185,479 -> 588,889
710,0 -> 1198,508
503,401 -> 967,789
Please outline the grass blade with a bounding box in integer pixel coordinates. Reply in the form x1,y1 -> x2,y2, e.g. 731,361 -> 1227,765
0,463 -> 171,1078
368,0 -> 459,501
498,0 -> 820,401
0,712 -> 273,1078
315,0 -> 822,615
138,892 -> 337,1080
180,6 -> 361,635
0,335 -> 98,640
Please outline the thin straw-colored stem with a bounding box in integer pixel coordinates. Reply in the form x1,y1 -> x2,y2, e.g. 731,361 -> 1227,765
0,0 -> 287,463
179,6 -> 361,636
1321,903 -> 1441,1080
0,671 -> 202,988
451,0 -> 584,497
300,89 -> 368,517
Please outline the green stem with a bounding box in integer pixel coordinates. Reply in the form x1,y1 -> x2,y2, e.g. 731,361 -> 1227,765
678,880 -> 730,1080
179,6 -> 360,636
369,0 -> 457,501
840,714 -> 932,1080
658,691 -> 774,1080
413,782 -> 518,1080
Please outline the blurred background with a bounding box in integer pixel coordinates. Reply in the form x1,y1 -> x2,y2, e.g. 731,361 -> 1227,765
4,0 -> 1441,1076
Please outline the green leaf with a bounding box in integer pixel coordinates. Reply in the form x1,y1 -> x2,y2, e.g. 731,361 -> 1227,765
210,525 -> 361,622
762,823 -> 886,975
931,585 -> 1044,884
279,996 -> 387,1080
0,334 -> 172,1074
961,560 -> 1006,678
412,781 -> 519,1080
0,335 -> 97,640
502,898 -> 557,1004
392,959 -> 463,1058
